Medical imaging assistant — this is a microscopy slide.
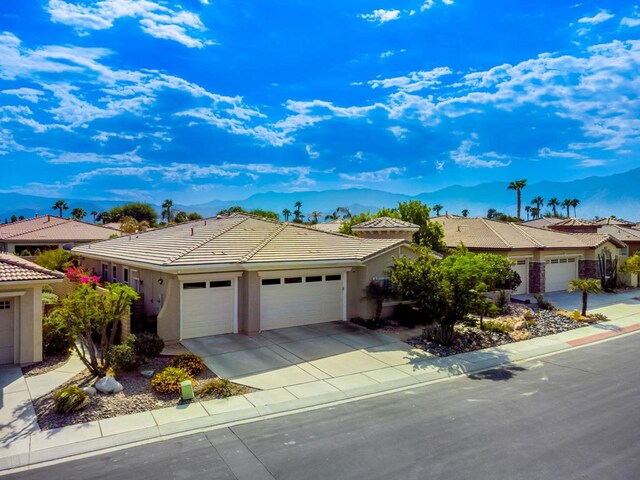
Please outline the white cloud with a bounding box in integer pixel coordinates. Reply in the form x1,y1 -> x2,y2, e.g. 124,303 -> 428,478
450,137 -> 511,168
44,148 -> 143,165
621,16 -> 640,28
47,0 -> 214,48
339,167 -> 405,182
305,144 -> 319,159
388,126 -> 408,139
369,67 -> 452,92
360,9 -> 401,24
578,159 -> 606,167
1,87 -> 45,103
578,10 -> 614,25
537,148 -> 585,159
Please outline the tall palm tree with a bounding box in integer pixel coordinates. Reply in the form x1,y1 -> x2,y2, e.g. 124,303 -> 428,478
71,207 -> 86,220
282,208 -> 292,221
336,206 -> 352,219
547,198 -> 559,217
161,199 -> 174,223
570,198 -> 580,217
90,210 -> 98,223
293,201 -> 303,223
530,207 -> 540,219
568,278 -> 602,316
507,179 -> 527,220
524,205 -> 531,220
561,199 -> 572,217
324,211 -> 339,221
531,196 -> 544,213
52,200 -> 68,217
433,204 -> 444,216
308,211 -> 322,224
461,209 -> 469,218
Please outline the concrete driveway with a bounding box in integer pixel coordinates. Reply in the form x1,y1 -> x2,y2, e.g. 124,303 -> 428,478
514,288 -> 640,320
181,322 -> 424,390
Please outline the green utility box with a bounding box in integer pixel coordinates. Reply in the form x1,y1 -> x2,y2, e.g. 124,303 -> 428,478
181,380 -> 194,400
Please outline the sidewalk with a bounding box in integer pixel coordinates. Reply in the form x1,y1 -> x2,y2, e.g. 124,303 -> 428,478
2,312 -> 640,472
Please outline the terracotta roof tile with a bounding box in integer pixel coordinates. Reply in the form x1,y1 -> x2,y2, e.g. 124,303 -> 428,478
0,215 -> 118,242
0,254 -> 65,282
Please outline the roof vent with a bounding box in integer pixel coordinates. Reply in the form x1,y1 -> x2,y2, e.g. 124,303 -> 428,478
457,226 -> 461,232
204,220 -> 207,225
216,215 -> 222,219
47,214 -> 50,222
191,227 -> 194,236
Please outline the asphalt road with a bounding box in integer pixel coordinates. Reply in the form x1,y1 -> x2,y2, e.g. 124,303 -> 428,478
7,333 -> 640,480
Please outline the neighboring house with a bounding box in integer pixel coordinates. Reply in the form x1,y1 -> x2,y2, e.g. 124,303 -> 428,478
352,217 -> 419,242
0,215 -> 119,255
313,219 -> 343,233
547,218 -> 599,233
0,254 -> 64,364
593,217 -> 635,226
73,214 -> 413,343
432,216 -> 625,295
519,217 -> 564,229
596,225 -> 640,257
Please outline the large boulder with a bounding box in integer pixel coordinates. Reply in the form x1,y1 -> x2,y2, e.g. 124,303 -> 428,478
95,376 -> 123,394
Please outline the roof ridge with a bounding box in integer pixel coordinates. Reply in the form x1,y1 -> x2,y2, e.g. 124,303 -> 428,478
162,216 -> 248,265
286,220 -> 365,241
480,218 -> 512,248
241,223 -> 289,262
1,217 -> 68,239
0,254 -> 64,278
511,223 -> 544,248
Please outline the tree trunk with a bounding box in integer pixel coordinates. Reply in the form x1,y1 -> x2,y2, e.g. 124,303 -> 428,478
517,190 -> 521,220
375,300 -> 383,321
582,291 -> 588,317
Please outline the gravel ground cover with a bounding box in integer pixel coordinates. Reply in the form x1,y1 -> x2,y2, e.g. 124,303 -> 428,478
22,353 -> 70,378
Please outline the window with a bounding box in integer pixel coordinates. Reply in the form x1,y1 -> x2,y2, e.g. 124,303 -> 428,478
515,259 -> 527,265
262,278 -> 281,286
621,246 -> 629,256
284,277 -> 302,284
0,300 -> 10,310
325,274 -> 341,281
305,276 -> 322,283
123,268 -> 129,285
210,280 -> 232,288
567,258 -> 576,263
183,282 -> 206,289
101,263 -> 108,281
112,265 -> 117,282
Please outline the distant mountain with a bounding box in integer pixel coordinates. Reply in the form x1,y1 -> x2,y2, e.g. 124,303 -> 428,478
2,167 -> 639,222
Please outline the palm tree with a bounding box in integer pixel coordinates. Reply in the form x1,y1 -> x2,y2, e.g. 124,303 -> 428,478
282,208 -> 292,221
52,200 -> 68,217
161,199 -> 174,223
568,278 -> 602,316
308,211 -> 322,224
531,196 -> 544,213
293,201 -> 303,223
524,205 -> 531,220
71,207 -> 86,220
336,206 -> 352,219
547,198 -> 559,217
561,199 -> 572,217
90,210 -> 98,223
461,209 -> 469,218
570,198 -> 580,217
507,179 -> 527,220
530,207 -> 540,219
433,204 -> 444,216
324,211 -> 339,221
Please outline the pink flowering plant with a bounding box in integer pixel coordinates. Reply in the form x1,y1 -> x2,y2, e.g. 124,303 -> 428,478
65,266 -> 101,286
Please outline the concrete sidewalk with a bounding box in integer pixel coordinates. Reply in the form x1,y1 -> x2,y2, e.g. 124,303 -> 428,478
2,309 -> 640,472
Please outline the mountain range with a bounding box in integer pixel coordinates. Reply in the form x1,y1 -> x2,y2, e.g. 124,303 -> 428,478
2,167 -> 639,222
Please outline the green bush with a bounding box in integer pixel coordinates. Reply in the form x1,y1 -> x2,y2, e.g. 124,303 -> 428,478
151,367 -> 193,394
587,313 -> 609,322
197,378 -> 237,398
42,284 -> 54,294
54,385 -> 89,413
168,353 -> 205,376
107,342 -> 137,373
483,320 -> 512,334
42,313 -> 73,357
42,292 -> 59,305
133,332 -> 165,359
34,248 -> 74,272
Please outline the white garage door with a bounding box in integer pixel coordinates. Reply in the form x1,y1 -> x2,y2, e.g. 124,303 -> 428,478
0,299 -> 14,364
261,273 -> 344,330
181,280 -> 234,339
511,259 -> 529,295
545,257 -> 578,292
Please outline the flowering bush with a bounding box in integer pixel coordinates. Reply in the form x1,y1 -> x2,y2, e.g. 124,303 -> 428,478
65,266 -> 101,285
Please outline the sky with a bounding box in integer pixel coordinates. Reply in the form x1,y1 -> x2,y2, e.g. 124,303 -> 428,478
0,0 -> 639,205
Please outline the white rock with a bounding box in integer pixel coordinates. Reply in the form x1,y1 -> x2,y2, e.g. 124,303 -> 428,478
82,386 -> 97,396
95,376 -> 123,394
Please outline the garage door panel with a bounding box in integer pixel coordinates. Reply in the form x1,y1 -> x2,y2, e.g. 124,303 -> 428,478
545,258 -> 578,292
261,275 -> 343,330
0,299 -> 14,364
182,283 -> 234,339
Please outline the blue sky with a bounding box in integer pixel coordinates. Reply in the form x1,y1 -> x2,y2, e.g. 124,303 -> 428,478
0,0 -> 639,204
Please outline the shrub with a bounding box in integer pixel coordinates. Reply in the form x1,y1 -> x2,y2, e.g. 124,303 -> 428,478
197,378 -> 236,398
168,353 -> 205,376
54,385 -> 89,413
42,284 -> 54,294
133,332 -> 165,359
151,367 -> 193,394
572,310 -> 582,321
107,342 -> 137,373
34,248 -> 73,272
587,313 -> 609,322
495,290 -> 509,314
42,313 -> 73,357
42,292 -> 59,305
394,303 -> 423,328
533,294 -> 554,310
483,320 -> 512,334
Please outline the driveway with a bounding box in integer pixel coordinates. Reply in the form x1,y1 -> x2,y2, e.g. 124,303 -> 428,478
513,288 -> 640,320
181,322 -> 425,390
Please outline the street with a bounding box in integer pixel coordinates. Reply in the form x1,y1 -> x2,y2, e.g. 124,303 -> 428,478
6,333 -> 640,480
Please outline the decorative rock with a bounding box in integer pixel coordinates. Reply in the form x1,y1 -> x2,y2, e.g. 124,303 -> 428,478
95,376 -> 123,394
523,310 -> 535,320
140,370 -> 155,379
81,386 -> 97,396
513,320 -> 527,330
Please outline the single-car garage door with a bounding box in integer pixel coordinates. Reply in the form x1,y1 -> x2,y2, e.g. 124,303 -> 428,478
261,273 -> 344,330
511,259 -> 529,295
181,280 -> 234,339
545,257 -> 578,292
0,299 -> 14,364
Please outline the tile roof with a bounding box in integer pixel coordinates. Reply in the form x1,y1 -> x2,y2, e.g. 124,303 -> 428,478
433,216 -> 623,250
73,214 -> 406,268
597,225 -> 640,243
0,254 -> 65,283
0,215 -> 118,243
518,217 -> 564,229
552,218 -> 595,227
352,217 -> 420,231
313,220 -> 343,233
592,217 -> 634,226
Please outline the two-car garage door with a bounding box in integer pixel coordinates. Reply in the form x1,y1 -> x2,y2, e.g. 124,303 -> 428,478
260,273 -> 344,330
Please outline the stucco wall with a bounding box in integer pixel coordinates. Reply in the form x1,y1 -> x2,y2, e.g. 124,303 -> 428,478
0,284 -> 44,364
